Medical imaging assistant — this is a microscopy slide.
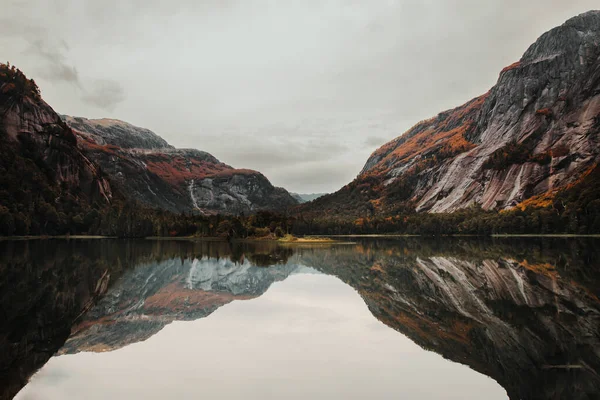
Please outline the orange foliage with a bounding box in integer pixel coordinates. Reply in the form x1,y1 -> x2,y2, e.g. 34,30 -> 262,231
79,139 -> 121,156
367,294 -> 474,345
512,164 -> 597,212
145,154 -> 228,185
535,108 -> 553,117
0,63 -> 41,99
519,260 -> 557,279
366,93 -> 488,177
512,191 -> 556,212
565,164 -> 597,190
77,131 -> 259,188
370,263 -> 385,273
500,61 -> 522,73
370,198 -> 382,210
144,282 -> 255,313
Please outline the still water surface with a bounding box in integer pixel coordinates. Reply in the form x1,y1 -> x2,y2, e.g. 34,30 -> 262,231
2,238 -> 599,399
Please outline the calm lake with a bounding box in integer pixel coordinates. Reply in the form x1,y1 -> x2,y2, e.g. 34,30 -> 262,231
1,237 -> 599,399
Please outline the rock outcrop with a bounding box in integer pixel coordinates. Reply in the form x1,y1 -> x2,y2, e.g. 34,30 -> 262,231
303,11 -> 600,216
64,116 -> 298,214
0,64 -> 112,236
62,116 -> 172,150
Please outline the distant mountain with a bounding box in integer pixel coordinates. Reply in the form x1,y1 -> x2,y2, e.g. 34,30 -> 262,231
300,11 -> 600,218
290,193 -> 328,203
61,115 -> 298,214
62,115 -> 173,150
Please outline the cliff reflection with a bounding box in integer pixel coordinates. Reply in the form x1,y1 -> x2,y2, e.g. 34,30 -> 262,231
2,237 -> 599,400
0,238 -> 295,400
298,237 -> 600,400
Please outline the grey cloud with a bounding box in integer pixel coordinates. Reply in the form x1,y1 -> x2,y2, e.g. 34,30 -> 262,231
82,80 -> 126,111
268,161 -> 358,193
0,16 -> 80,85
1,7 -> 122,112
2,1 -> 599,192
28,40 -> 80,84
364,136 -> 388,147
0,18 -> 44,38
223,141 -> 349,169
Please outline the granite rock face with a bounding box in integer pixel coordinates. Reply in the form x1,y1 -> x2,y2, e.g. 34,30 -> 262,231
0,74 -> 112,207
64,116 -> 298,214
312,11 -> 600,215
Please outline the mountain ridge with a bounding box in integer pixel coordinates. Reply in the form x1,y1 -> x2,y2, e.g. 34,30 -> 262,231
61,114 -> 298,214
290,193 -> 328,203
300,10 -> 600,218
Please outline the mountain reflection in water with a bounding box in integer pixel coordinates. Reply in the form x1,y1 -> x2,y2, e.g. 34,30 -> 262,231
1,238 -> 599,400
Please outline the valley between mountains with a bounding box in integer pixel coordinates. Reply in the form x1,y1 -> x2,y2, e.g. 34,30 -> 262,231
1,11 -> 600,237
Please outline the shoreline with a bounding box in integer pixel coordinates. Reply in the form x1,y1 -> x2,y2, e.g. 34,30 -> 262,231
2,234 -> 600,241
0,235 -> 116,241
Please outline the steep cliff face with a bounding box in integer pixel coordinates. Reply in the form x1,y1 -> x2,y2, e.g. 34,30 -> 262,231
0,65 -> 112,235
64,116 -> 297,214
0,71 -> 111,201
305,11 -> 600,217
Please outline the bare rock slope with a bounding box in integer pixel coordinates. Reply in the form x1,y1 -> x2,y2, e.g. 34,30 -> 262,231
304,11 -> 600,217
63,116 -> 298,214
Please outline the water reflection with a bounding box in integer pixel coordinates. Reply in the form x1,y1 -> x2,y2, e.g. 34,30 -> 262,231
1,238 -> 599,400
16,273 -> 505,400
299,238 -> 600,400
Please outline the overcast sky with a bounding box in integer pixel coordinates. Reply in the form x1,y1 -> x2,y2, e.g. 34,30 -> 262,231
2,1 -> 598,193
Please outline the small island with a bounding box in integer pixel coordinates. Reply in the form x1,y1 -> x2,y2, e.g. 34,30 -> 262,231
277,234 -> 338,243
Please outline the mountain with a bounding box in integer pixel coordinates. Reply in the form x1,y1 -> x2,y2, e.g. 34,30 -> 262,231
62,115 -> 172,150
0,64 -> 112,235
63,116 -> 298,215
0,62 -> 297,236
290,192 -> 328,203
301,11 -> 600,218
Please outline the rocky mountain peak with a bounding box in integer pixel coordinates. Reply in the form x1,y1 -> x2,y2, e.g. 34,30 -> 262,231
62,115 -> 173,150
63,114 -> 298,214
303,11 -> 600,217
522,10 -> 600,64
